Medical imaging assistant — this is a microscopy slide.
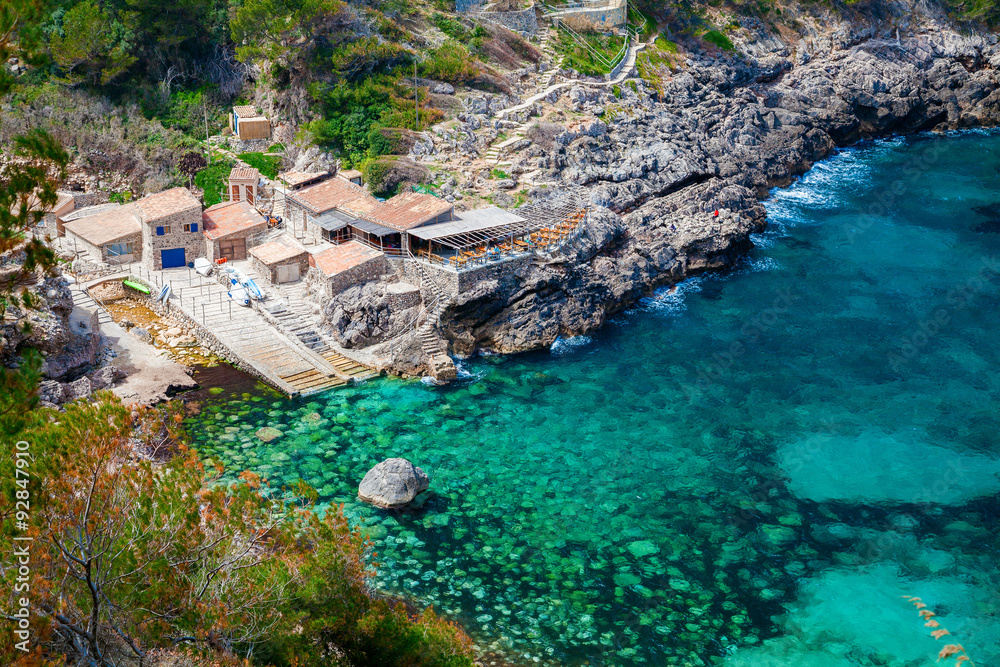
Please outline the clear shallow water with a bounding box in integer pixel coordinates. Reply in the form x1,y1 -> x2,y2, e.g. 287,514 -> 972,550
188,133 -> 1000,666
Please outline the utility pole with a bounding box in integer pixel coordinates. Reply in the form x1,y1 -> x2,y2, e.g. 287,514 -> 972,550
204,101 -> 211,166
414,61 -> 419,130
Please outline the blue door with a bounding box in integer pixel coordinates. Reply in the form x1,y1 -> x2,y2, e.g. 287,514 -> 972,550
161,248 -> 186,268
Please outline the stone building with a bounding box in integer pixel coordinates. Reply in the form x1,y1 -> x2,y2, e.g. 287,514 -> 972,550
337,169 -> 364,187
366,191 -> 454,255
62,204 -> 142,265
201,201 -> 268,262
227,166 -> 260,205
249,235 -> 309,285
136,187 -> 205,270
230,105 -> 270,141
306,241 -> 389,299
284,176 -> 380,244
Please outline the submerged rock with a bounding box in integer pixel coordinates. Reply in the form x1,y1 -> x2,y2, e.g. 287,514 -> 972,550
255,426 -> 283,442
358,458 -> 430,509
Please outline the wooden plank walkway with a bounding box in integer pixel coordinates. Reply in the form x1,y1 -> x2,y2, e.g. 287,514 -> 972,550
165,270 -> 350,396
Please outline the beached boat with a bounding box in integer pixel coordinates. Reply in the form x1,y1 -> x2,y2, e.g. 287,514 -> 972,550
193,257 -> 213,276
228,286 -> 251,307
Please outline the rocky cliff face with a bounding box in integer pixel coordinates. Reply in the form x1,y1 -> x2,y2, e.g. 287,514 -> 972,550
436,3 -> 1000,356
325,1 -> 1000,373
0,259 -> 98,381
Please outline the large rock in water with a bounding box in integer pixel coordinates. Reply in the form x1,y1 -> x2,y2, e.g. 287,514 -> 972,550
357,458 -> 429,509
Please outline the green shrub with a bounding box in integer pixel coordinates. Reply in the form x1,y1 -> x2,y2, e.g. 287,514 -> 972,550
655,34 -> 678,53
422,41 -> 480,84
361,156 -> 398,195
703,30 -> 735,51
237,152 -> 282,179
194,155 -> 235,206
309,77 -> 440,166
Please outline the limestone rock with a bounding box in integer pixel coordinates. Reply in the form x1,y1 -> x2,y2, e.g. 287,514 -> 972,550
63,377 -> 92,402
131,327 -> 152,343
358,458 -> 430,509
256,426 -> 283,442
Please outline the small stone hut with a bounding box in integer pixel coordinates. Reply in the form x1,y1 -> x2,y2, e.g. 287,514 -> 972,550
227,166 -> 260,205
230,105 -> 270,141
62,204 -> 141,265
201,201 -> 267,262
306,241 -> 389,299
248,235 -> 309,285
337,169 -> 363,187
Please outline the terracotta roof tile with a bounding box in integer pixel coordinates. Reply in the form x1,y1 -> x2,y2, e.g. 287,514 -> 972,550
366,192 -> 453,232
292,177 -> 378,214
312,241 -> 383,277
248,235 -> 307,265
201,201 -> 267,240
277,170 -> 330,189
136,187 -> 201,222
229,166 -> 260,182
63,204 -> 141,246
338,169 -> 363,180
233,105 -> 259,118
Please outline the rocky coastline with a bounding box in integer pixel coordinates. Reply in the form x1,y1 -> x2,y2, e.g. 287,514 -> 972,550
328,1 -> 1000,374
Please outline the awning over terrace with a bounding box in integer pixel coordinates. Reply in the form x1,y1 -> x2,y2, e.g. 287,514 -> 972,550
408,206 -> 528,248
351,218 -> 399,237
313,209 -> 353,231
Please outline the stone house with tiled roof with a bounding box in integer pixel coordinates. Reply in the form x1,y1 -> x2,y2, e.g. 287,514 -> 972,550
284,176 -> 381,244
227,166 -> 260,205
202,201 -> 267,262
248,234 -> 309,285
136,187 -> 206,270
230,105 -> 270,141
62,204 -> 141,264
306,241 -> 388,299
366,192 -> 453,233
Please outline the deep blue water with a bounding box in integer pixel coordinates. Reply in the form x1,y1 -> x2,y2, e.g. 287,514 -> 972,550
189,132 -> 1000,666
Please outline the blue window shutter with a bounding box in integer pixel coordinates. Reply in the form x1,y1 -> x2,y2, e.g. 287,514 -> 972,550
191,223 -> 198,233
156,226 -> 164,236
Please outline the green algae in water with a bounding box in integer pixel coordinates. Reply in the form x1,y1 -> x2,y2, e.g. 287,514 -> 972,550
187,133 -> 1000,666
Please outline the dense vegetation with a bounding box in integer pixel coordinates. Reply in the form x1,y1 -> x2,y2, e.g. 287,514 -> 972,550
0,4 -> 474,665
0,386 -> 476,667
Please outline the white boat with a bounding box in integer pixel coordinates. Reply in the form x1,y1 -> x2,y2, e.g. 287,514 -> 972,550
157,284 -> 172,302
228,286 -> 251,307
193,257 -> 213,276
240,275 -> 265,301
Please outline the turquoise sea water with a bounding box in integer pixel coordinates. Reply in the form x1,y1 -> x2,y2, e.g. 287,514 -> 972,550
187,132 -> 1000,666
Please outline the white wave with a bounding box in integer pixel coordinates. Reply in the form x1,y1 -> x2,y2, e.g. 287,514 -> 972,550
550,335 -> 594,355
640,276 -> 705,316
453,358 -> 488,381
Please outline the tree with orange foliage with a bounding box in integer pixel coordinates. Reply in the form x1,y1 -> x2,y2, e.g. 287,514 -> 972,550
1,395 -> 474,667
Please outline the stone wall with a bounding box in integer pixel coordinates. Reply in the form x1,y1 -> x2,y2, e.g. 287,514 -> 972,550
252,253 -> 310,286
307,254 -> 390,301
142,206 -> 205,270
552,0 -> 625,31
402,256 -> 533,298
207,226 -> 265,263
64,231 -> 103,264
478,6 -> 538,35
